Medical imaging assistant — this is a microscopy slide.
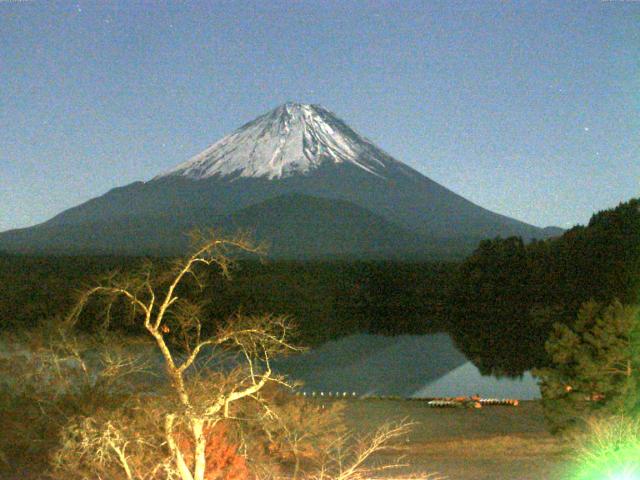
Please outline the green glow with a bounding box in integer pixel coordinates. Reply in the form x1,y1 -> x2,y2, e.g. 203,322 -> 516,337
611,472 -> 640,480
573,441 -> 640,480
568,415 -> 640,480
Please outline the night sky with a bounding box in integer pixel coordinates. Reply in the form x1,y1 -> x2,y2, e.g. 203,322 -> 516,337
1,0 -> 638,232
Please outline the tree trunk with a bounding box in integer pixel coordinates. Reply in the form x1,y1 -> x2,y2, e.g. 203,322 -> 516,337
192,418 -> 207,480
292,448 -> 301,480
165,414 -> 195,480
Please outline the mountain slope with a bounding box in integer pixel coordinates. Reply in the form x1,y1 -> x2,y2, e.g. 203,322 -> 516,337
227,194 -> 429,259
0,194 -> 440,258
0,103 -> 560,257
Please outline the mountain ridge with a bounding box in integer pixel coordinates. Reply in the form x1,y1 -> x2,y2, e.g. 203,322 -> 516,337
0,193 -> 451,259
0,102 -> 562,258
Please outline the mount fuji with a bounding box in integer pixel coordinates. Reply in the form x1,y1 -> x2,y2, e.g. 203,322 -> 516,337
0,103 -> 561,258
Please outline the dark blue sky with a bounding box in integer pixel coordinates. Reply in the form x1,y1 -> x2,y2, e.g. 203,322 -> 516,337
1,0 -> 638,232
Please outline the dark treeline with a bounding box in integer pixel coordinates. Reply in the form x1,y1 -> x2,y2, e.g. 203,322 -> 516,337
203,260 -> 455,343
0,254 -> 454,346
448,198 -> 640,376
0,255 -> 144,331
1,198 -> 637,375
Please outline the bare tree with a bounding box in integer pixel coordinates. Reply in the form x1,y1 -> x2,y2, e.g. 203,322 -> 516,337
0,321 -> 155,479
49,231 -> 423,480
242,385 -> 347,479
311,421 -> 414,480
64,232 -> 299,480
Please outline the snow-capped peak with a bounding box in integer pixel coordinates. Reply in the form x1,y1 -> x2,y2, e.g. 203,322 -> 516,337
156,103 -> 398,180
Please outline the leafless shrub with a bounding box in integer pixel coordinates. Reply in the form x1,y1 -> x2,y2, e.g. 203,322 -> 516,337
310,421 -> 414,480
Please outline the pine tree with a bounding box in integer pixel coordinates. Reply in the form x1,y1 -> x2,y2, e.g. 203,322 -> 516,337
534,300 -> 640,433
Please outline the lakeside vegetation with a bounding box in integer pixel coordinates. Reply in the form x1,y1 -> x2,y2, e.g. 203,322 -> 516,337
2,199 -> 637,376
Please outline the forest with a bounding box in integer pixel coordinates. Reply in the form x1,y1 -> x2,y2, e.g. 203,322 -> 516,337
1,198 -> 638,376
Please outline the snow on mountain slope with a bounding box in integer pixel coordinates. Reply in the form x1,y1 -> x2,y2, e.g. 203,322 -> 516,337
157,103 -> 404,180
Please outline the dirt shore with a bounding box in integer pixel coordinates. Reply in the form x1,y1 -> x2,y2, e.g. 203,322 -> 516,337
338,399 -> 572,480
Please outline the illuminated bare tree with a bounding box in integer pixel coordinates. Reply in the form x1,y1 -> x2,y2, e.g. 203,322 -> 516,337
51,231 -> 422,480
65,231 -> 299,480
311,421 -> 416,480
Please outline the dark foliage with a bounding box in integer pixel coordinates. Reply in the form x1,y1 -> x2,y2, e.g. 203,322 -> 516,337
448,198 -> 640,376
534,300 -> 640,433
0,256 -> 453,346
447,236 -> 549,375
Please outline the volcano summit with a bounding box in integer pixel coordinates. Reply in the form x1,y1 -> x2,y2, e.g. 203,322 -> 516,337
158,103 -> 397,180
0,103 -> 560,258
